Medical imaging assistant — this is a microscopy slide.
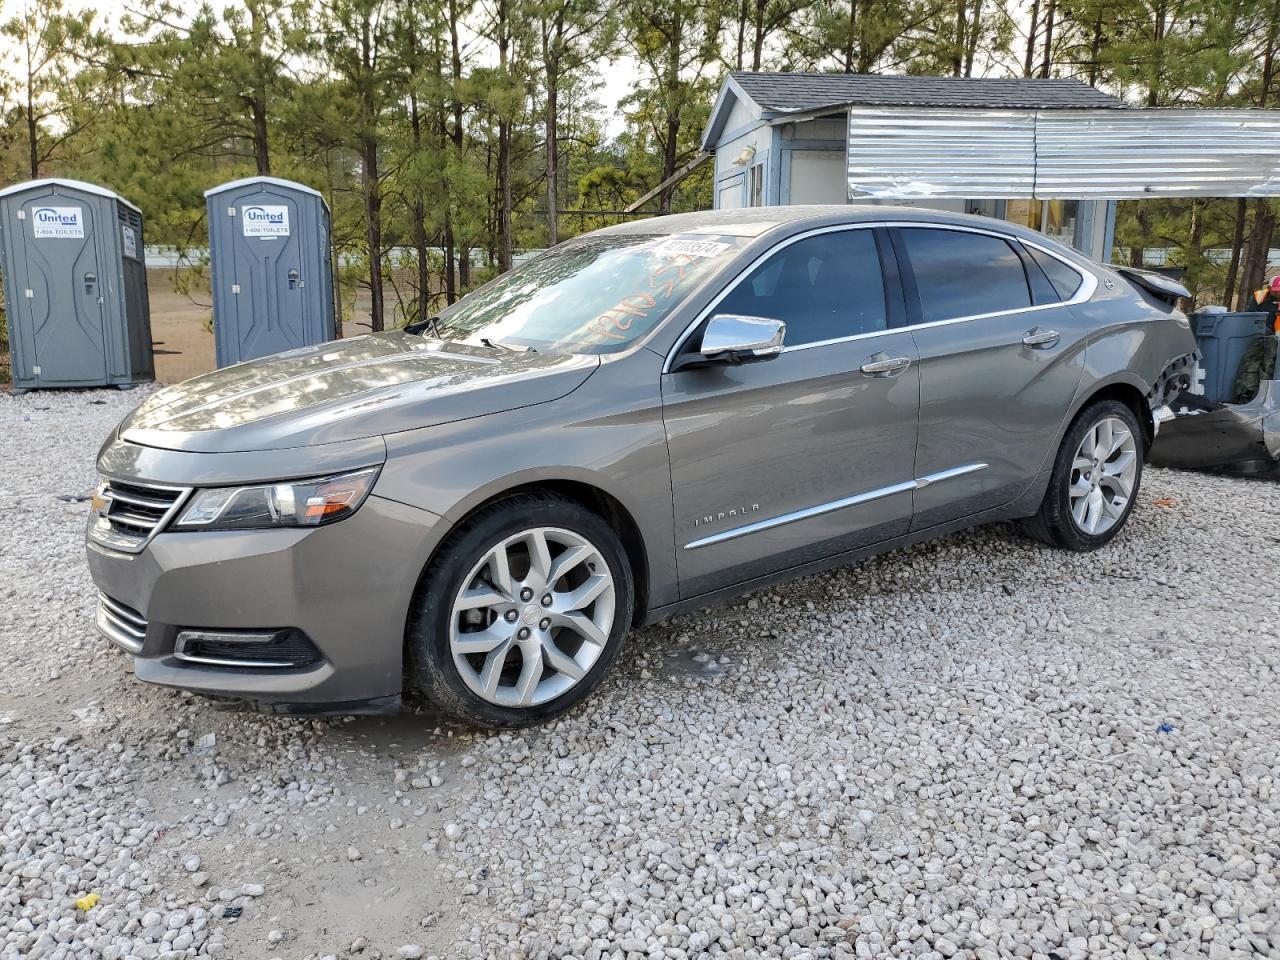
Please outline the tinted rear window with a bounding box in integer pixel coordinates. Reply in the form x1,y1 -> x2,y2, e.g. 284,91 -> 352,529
1027,245 -> 1084,301
900,228 -> 1032,323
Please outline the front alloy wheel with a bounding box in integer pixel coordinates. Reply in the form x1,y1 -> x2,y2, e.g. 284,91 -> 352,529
449,527 -> 615,708
408,492 -> 633,726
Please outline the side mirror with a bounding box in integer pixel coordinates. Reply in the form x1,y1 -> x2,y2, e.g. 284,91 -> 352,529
674,314 -> 786,370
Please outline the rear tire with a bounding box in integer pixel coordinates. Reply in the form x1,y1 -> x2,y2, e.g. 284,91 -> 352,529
406,492 -> 633,727
1024,399 -> 1144,551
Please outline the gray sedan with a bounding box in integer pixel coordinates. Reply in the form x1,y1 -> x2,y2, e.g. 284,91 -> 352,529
86,206 -> 1199,725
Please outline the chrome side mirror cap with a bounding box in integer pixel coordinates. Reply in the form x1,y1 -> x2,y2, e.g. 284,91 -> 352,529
676,314 -> 785,370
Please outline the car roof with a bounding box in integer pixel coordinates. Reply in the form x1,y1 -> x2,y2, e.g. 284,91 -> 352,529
593,204 -> 1075,254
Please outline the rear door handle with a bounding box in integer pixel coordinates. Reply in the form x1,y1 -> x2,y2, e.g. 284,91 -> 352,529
1022,328 -> 1060,349
860,354 -> 912,377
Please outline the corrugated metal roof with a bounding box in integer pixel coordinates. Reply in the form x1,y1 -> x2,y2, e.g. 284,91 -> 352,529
846,106 -> 1280,199
733,72 -> 1124,115
846,108 -> 1037,199
1036,109 -> 1280,197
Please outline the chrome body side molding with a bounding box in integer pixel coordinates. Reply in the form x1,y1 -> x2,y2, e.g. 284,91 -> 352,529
683,463 -> 988,550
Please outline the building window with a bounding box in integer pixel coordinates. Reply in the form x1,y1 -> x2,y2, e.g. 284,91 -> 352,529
749,163 -> 764,207
1004,199 -> 1042,231
1000,199 -> 1081,248
717,175 -> 745,210
1042,200 -> 1080,248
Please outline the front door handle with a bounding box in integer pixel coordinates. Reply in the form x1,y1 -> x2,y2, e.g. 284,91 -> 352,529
860,354 -> 912,377
1022,328 -> 1061,349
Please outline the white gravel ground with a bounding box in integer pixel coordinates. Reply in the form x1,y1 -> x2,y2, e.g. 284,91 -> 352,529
1,387 -> 1278,960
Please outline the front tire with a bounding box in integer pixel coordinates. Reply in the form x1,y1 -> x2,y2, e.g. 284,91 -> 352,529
1024,399 -> 1144,551
407,492 -> 634,726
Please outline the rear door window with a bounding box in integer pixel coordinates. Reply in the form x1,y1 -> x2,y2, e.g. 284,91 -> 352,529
899,228 -> 1032,323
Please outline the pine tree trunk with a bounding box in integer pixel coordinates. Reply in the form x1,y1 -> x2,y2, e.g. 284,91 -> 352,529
362,136 -> 384,332
1024,0 -> 1040,77
1187,199 -> 1204,307
658,17 -> 682,215
250,2 -> 270,175
659,114 -> 680,214
448,3 -> 469,289
1225,198 -> 1247,309
736,0 -> 748,70
326,156 -> 343,338
843,0 -> 858,73
496,0 -> 513,272
1242,201 -> 1275,297
752,0 -> 766,70
964,0 -> 983,76
1130,209 -> 1151,268
360,17 -> 383,333
444,216 -> 457,305
545,74 -> 559,246
26,109 -> 38,179
1038,0 -> 1056,77
410,93 -> 430,323
252,97 -> 271,175
1087,7 -> 1103,86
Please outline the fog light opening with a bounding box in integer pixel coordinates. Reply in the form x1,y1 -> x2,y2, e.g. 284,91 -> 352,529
173,628 -> 322,670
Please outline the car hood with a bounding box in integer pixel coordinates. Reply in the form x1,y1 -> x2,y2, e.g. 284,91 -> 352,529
119,332 -> 600,453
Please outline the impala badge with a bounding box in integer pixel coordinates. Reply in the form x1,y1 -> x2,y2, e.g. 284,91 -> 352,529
694,503 -> 760,527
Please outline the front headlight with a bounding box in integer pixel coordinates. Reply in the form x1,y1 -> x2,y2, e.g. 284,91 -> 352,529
173,467 -> 380,531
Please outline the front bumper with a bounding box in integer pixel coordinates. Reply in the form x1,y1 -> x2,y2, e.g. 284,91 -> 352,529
86,493 -> 445,708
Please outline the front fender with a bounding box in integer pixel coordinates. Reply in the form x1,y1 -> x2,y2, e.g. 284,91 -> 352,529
373,356 -> 678,610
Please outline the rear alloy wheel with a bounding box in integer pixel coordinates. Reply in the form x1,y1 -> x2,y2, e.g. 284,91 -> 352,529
408,493 -> 633,726
1024,399 -> 1145,551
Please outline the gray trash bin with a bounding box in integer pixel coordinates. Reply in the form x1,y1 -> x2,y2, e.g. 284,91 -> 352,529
0,178 -> 154,392
205,176 -> 335,367
1190,309 -> 1268,403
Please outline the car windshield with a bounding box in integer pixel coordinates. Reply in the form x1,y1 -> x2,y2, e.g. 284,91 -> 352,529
431,232 -> 746,354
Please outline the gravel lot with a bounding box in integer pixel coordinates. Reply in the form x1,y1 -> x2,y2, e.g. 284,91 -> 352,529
2,387 -> 1278,960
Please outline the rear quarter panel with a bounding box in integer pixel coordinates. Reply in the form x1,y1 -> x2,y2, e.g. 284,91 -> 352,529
1068,271 -> 1197,416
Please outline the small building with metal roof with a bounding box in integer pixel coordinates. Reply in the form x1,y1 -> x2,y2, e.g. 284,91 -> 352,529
702,72 -> 1280,263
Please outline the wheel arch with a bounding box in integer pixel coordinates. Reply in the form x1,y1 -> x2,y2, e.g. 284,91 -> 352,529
1072,377 -> 1155,451
419,473 -> 652,627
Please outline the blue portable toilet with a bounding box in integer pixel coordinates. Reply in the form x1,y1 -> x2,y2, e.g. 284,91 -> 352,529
0,178 -> 153,392
205,176 -> 335,367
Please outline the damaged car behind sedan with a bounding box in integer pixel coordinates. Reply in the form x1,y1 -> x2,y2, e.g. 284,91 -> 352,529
87,206 -> 1199,726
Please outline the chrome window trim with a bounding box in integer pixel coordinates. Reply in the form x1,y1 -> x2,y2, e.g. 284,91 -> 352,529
662,220 -> 1097,371
683,462 -> 988,550
893,223 -> 1098,329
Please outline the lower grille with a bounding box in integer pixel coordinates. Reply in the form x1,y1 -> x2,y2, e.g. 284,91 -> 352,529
97,593 -> 147,653
89,478 -> 189,554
